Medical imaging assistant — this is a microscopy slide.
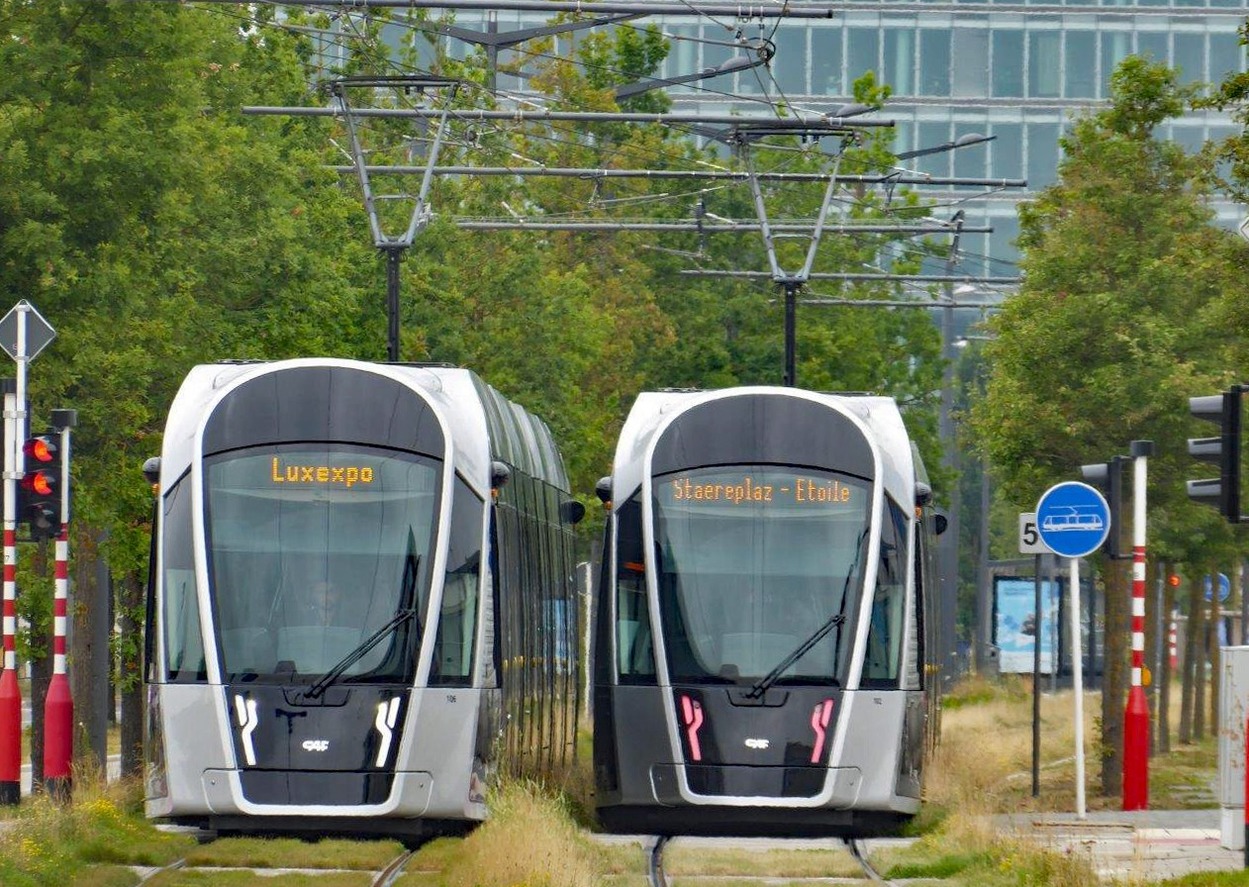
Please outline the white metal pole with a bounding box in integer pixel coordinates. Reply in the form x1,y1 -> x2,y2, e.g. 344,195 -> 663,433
1070,555 -> 1086,819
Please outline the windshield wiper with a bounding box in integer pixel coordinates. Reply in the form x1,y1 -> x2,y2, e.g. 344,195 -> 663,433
746,526 -> 871,700
746,613 -> 845,699
305,608 -> 418,700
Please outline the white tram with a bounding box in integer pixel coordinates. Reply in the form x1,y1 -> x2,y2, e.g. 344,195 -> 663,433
143,359 -> 582,841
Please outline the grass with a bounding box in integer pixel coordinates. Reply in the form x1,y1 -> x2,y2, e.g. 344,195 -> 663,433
146,873 -> 372,886
0,675 -> 1230,886
0,769 -> 196,886
413,779 -> 601,887
845,673 -> 1229,887
185,836 -> 404,870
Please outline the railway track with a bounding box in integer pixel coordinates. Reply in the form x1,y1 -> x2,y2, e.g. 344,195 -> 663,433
132,843 -> 419,885
643,834 -> 900,886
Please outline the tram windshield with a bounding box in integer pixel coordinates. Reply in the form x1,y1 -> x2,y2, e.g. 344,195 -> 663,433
204,444 -> 439,684
652,465 -> 871,685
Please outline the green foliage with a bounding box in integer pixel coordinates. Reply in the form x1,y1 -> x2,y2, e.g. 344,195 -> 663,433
0,780 -> 195,886
0,3 -> 949,673
970,55 -> 1247,565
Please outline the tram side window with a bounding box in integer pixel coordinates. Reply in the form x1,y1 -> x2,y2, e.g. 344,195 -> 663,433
431,478 -> 483,686
863,499 -> 908,688
163,477 -> 206,682
616,493 -> 656,682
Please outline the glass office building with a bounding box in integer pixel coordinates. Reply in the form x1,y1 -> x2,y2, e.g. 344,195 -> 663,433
392,3 -> 1248,274
645,3 -> 1248,275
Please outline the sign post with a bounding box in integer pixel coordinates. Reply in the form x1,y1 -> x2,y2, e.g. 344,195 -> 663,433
1036,481 -> 1111,820
0,301 -> 55,803
1020,511 -> 1047,798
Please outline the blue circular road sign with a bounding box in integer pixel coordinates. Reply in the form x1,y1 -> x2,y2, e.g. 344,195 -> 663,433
1204,573 -> 1231,603
1035,481 -> 1111,558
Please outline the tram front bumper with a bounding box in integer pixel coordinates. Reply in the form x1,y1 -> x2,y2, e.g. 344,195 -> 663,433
201,768 -> 434,816
649,763 -> 861,807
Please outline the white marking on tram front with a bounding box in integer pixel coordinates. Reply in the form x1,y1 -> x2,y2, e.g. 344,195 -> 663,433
375,697 -> 401,767
234,694 -> 259,766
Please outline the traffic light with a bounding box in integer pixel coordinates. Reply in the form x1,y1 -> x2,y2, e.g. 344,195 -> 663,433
1187,385 -> 1244,523
1080,455 -> 1125,559
20,432 -> 61,539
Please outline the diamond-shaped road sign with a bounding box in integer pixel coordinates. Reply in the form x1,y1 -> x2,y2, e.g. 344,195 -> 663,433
0,300 -> 55,361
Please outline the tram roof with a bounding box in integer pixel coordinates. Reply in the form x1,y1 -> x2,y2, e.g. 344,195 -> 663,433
159,359 -> 569,494
611,387 -> 917,507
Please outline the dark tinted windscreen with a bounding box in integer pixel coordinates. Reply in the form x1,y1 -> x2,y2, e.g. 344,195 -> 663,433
652,466 -> 871,685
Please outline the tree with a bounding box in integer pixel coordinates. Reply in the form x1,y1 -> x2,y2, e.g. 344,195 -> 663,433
0,0 -> 379,777
970,56 -> 1248,796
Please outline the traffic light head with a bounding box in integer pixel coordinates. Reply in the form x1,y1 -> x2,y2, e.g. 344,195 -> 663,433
1187,386 -> 1243,523
1080,455 -> 1124,559
20,432 -> 61,539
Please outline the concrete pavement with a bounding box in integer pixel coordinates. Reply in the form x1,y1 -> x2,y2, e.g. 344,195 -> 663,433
999,808 -> 1245,882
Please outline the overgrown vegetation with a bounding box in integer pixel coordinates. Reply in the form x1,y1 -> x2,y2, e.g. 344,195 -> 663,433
0,774 -> 194,886
410,780 -> 600,887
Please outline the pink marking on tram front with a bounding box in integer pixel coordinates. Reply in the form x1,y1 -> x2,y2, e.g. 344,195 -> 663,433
680,694 -> 704,762
810,699 -> 834,763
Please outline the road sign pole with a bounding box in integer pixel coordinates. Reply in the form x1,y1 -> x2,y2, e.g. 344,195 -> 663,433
1032,553 -> 1042,798
1036,481 -> 1110,823
1071,555 -> 1086,819
1124,441 -> 1153,810
0,301 -> 56,803
0,379 -> 18,805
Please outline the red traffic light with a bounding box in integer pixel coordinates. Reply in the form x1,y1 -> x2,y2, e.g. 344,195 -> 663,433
1168,574 -> 1181,587
23,436 -> 56,464
21,470 -> 54,497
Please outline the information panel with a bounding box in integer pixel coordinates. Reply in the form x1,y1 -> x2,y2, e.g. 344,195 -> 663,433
994,576 -> 1061,675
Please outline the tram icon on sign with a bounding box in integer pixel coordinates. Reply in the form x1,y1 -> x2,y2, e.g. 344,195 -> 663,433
1040,507 -> 1105,533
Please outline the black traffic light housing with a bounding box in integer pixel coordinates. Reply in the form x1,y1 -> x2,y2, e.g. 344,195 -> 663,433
20,431 -> 61,539
1080,455 -> 1126,559
1187,385 -> 1245,523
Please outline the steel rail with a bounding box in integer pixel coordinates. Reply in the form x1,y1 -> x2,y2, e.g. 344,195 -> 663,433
846,839 -> 889,883
647,836 -> 671,887
372,850 -> 416,887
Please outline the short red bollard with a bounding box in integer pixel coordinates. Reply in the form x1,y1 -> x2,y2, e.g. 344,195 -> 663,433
43,673 -> 72,801
0,667 -> 20,804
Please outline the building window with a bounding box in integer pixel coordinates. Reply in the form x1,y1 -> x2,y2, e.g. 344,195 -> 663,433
1174,33 -> 1206,85
1027,122 -> 1062,191
1028,32 -> 1060,98
885,28 -> 915,95
812,28 -> 843,95
920,29 -> 950,96
1137,31 -> 1169,66
952,29 -> 988,97
991,30 -> 1024,97
1064,31 -> 1096,98
991,122 -> 1024,181
774,26 -> 808,95
916,120 -> 952,178
847,27 -> 880,83
1099,32 -> 1131,97
1210,32 -> 1245,80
